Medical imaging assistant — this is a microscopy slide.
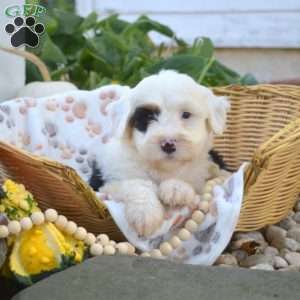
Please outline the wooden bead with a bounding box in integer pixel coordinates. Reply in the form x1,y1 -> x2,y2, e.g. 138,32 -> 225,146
116,243 -> 128,255
65,221 -> 77,235
150,249 -> 163,258
90,243 -> 103,256
8,221 -> 21,235
184,220 -> 198,232
74,227 -> 87,240
126,243 -> 135,255
194,195 -> 201,204
55,215 -> 68,229
202,193 -> 212,202
104,245 -> 116,255
141,252 -> 151,257
192,210 -> 205,224
214,178 -> 223,185
0,225 -> 9,238
97,234 -> 110,245
204,184 -> 213,193
198,201 -> 209,213
169,236 -> 182,248
45,209 -> 58,222
85,233 -> 96,245
20,217 -> 33,231
31,212 -> 45,225
178,228 -> 191,241
159,242 -> 173,256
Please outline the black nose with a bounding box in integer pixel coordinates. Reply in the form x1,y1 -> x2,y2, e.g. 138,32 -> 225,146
161,141 -> 176,154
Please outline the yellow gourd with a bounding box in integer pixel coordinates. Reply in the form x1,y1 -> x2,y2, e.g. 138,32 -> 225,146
9,223 -> 85,285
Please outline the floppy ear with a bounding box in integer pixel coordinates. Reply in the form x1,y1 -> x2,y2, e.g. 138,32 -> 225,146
207,95 -> 230,135
106,96 -> 132,139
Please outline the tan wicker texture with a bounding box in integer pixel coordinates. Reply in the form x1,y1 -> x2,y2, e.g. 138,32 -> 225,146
213,85 -> 300,231
0,142 -> 124,241
0,84 -> 300,238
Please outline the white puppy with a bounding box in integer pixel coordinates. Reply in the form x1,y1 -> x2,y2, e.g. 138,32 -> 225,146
90,70 -> 230,237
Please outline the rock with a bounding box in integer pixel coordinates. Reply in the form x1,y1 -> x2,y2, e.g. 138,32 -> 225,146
231,231 -> 267,252
12,256 -> 300,300
215,254 -> 238,266
240,254 -> 273,268
274,256 -> 288,269
231,250 -> 248,263
284,238 -> 300,251
294,200 -> 300,212
0,213 -> 8,225
263,246 -> 279,257
285,252 -> 300,267
250,264 -> 274,271
216,264 -> 234,268
0,239 -> 7,269
288,211 -> 295,218
279,248 -> 291,258
234,231 -> 266,243
294,212 -> 300,223
265,225 -> 287,248
278,265 -> 300,272
287,227 -> 300,242
278,217 -> 297,230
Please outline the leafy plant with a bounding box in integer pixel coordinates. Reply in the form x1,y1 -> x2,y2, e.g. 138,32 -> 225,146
27,9 -> 257,89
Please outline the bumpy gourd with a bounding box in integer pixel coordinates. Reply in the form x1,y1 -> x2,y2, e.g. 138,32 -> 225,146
9,223 -> 85,285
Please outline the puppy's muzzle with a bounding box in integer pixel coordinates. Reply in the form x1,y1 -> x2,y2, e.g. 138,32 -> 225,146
160,139 -> 176,154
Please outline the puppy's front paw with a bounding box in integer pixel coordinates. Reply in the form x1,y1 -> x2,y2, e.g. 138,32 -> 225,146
125,199 -> 164,237
159,179 -> 196,207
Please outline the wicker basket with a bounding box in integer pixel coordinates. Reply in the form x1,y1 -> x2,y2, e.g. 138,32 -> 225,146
1,49 -> 300,240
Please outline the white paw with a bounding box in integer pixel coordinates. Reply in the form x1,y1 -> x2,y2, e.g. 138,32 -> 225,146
159,179 -> 196,207
125,198 -> 164,237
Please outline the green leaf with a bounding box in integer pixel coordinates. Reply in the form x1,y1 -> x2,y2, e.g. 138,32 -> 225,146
25,9 -> 257,89
240,74 -> 258,85
41,15 -> 59,36
129,15 -> 175,38
79,12 -> 98,32
41,36 -> 67,64
147,55 -> 208,80
96,14 -> 130,34
52,9 -> 83,35
25,61 -> 43,83
190,37 -> 214,59
79,49 -> 113,76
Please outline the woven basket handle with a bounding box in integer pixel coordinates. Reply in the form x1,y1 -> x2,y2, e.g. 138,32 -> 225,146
0,46 -> 51,81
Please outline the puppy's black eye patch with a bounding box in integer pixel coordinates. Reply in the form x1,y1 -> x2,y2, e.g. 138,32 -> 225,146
130,106 -> 160,133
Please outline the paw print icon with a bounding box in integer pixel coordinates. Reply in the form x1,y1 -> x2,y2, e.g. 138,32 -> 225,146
5,16 -> 45,48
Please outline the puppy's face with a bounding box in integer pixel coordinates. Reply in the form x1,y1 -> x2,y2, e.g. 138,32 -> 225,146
109,71 -> 229,171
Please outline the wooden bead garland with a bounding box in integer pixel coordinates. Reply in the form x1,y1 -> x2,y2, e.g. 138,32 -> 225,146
20,217 -> 33,231
0,175 -> 225,261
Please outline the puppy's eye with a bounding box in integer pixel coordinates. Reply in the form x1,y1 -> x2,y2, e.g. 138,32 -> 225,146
130,106 -> 160,133
182,112 -> 192,119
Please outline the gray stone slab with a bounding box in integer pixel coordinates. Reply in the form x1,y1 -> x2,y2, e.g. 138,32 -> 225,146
14,256 -> 300,300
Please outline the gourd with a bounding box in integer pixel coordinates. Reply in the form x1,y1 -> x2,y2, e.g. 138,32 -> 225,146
9,222 -> 85,285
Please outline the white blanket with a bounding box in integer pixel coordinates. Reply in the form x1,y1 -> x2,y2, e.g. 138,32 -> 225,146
0,85 -> 245,264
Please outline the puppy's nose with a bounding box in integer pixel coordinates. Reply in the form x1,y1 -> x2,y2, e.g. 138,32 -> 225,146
161,139 -> 176,154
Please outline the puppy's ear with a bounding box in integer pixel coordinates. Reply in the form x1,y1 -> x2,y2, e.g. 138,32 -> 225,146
106,96 -> 132,139
207,94 -> 230,135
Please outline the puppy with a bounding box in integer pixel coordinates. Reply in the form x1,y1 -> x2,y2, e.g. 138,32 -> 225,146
90,70 -> 230,237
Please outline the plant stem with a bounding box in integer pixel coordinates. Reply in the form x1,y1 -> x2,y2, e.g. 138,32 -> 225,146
197,56 -> 215,84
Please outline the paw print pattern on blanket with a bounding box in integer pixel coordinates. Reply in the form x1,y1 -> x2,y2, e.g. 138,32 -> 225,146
0,85 -> 130,181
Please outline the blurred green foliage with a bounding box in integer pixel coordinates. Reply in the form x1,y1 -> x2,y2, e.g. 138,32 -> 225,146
26,5 -> 257,89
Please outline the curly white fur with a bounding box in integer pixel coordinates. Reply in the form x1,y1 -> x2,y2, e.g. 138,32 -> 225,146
95,70 -> 230,237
